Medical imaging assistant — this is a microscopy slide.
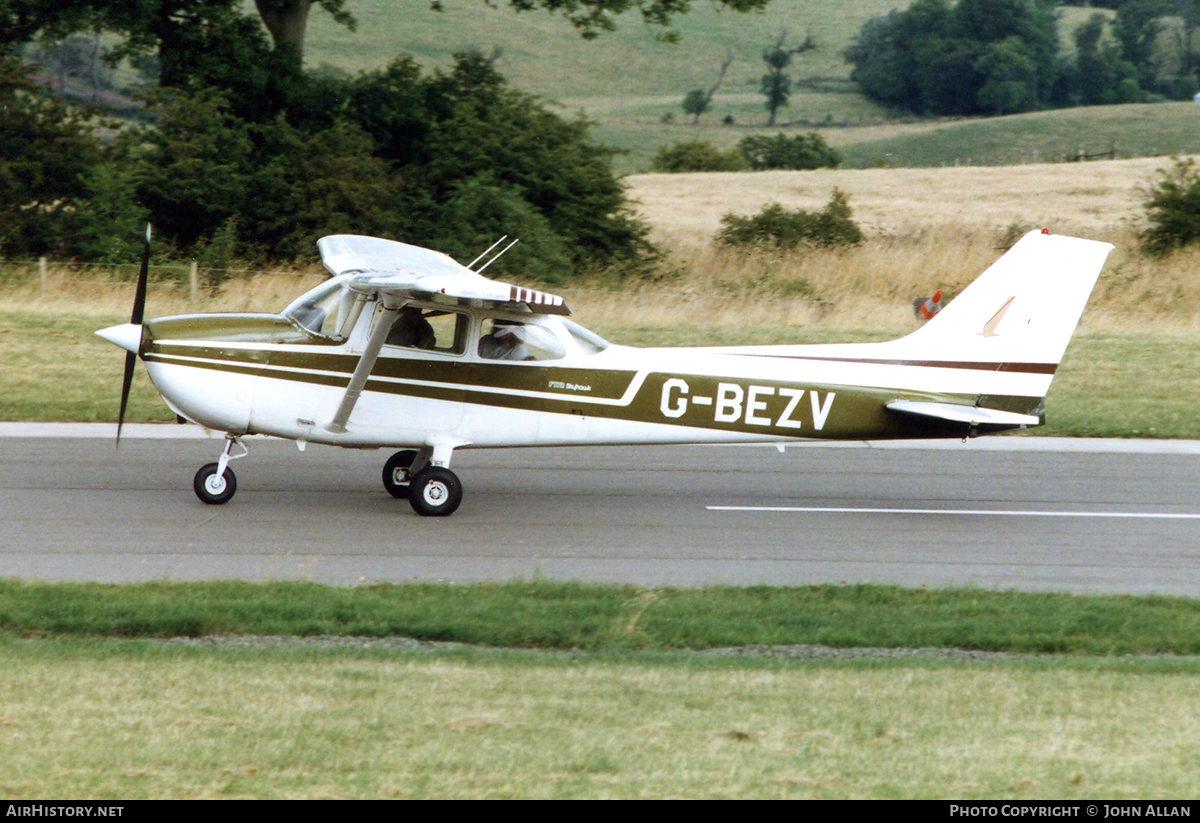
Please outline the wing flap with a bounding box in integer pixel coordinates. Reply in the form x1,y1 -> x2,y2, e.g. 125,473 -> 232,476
886,400 -> 1040,428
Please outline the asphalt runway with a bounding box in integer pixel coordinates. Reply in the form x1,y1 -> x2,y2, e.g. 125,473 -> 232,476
2,427 -> 1199,595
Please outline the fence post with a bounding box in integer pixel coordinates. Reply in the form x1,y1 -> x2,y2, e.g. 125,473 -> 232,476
190,261 -> 198,304
39,257 -> 47,300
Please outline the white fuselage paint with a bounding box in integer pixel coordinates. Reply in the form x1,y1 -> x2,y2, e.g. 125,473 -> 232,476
143,313 -> 1050,451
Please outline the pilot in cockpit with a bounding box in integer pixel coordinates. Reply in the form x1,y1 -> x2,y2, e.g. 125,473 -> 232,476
387,305 -> 436,349
478,320 -> 531,361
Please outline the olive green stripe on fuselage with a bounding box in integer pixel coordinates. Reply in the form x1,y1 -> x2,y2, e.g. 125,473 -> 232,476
149,343 -> 640,400
142,346 -> 1023,440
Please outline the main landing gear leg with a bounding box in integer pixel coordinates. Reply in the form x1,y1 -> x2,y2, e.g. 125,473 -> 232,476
193,435 -> 248,505
405,443 -> 462,517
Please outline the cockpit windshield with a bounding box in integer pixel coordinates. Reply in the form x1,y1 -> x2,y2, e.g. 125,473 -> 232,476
282,279 -> 346,338
561,318 -> 610,355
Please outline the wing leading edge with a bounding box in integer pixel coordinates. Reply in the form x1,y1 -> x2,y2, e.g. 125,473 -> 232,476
317,234 -> 569,315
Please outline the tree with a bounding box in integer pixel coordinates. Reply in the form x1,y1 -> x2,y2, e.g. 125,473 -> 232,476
1068,13 -> 1141,106
846,0 -> 1061,116
0,54 -> 101,256
760,44 -> 792,127
133,88 -> 256,249
1114,0 -> 1200,99
253,0 -> 354,61
760,31 -> 813,126
681,48 -> 733,124
975,36 -> 1039,115
681,89 -> 710,123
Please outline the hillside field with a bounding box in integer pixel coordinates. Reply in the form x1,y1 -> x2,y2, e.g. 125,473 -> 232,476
286,2 -> 1200,172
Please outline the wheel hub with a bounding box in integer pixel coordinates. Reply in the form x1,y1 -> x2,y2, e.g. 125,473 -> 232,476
423,480 -> 448,505
204,474 -> 227,495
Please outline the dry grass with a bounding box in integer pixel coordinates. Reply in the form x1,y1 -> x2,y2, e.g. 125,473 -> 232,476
4,157 -> 1198,332
625,156 -> 1174,242
0,270 -> 327,318
615,157 -> 1200,330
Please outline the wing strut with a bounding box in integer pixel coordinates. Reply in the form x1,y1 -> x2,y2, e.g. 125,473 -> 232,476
326,298 -> 401,434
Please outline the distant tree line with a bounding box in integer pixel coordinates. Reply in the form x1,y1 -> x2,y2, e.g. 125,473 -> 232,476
652,133 -> 841,173
845,0 -> 1200,117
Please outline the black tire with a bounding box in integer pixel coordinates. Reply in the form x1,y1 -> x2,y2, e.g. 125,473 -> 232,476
382,449 -> 419,498
408,466 -> 462,517
193,462 -> 237,505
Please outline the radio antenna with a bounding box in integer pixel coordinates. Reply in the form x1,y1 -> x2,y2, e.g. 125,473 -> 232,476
476,238 -> 519,273
467,236 -> 507,271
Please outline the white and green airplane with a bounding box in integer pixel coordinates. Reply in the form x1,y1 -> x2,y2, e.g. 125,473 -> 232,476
96,229 -> 1113,516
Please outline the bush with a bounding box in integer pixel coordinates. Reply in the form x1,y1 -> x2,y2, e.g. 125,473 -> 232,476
737,132 -> 841,170
1142,158 -> 1200,256
715,190 -> 864,249
650,139 -> 747,172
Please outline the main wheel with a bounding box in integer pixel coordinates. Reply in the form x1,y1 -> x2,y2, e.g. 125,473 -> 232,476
408,466 -> 462,517
193,462 -> 237,505
382,449 -> 419,498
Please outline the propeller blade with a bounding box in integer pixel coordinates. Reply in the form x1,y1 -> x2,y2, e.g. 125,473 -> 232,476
117,349 -> 136,446
130,223 -> 151,325
117,224 -> 152,448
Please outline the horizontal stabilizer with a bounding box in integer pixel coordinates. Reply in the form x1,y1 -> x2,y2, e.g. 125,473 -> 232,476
886,400 -> 1040,428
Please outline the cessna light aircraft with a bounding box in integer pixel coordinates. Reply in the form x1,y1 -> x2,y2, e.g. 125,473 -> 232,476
97,229 -> 1112,516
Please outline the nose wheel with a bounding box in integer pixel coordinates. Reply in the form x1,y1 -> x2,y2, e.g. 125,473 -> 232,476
193,435 -> 247,505
194,462 -> 237,504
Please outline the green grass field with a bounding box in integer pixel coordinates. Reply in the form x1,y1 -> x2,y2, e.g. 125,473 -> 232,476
839,102 -> 1200,169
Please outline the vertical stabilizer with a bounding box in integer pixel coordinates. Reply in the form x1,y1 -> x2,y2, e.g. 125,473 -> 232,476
892,230 -> 1113,368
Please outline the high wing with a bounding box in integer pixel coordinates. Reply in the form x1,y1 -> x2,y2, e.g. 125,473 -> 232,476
317,234 -> 569,315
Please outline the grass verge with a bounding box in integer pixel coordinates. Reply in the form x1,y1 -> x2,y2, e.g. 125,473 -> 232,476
2,638 -> 1200,798
5,579 -> 1200,655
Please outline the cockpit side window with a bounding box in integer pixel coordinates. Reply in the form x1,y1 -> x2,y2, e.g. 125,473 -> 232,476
384,306 -> 468,355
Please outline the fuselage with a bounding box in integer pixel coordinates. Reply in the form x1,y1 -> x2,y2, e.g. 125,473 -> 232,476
132,279 -> 1046,451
